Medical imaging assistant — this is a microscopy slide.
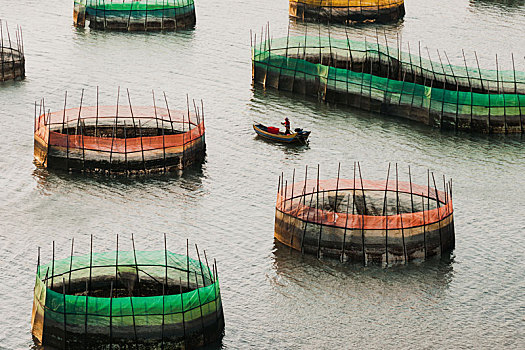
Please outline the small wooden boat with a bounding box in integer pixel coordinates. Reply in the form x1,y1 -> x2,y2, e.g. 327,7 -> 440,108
253,123 -> 311,144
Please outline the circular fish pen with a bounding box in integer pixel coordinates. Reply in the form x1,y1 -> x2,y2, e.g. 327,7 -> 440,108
31,237 -> 224,349
74,0 -> 196,31
252,30 -> 525,133
34,89 -> 206,175
289,0 -> 405,24
274,164 -> 455,265
0,21 -> 25,81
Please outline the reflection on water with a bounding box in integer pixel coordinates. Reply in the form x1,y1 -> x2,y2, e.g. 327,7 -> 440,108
271,238 -> 455,292
32,162 -> 206,196
470,0 -> 525,10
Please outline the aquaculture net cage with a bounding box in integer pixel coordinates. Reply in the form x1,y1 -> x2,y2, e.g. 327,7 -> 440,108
274,165 -> 454,265
252,33 -> 525,133
289,0 -> 405,23
32,249 -> 224,349
0,20 -> 25,81
74,0 -> 196,30
34,92 -> 206,174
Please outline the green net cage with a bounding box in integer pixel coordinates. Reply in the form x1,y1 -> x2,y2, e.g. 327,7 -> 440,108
74,0 -> 196,31
31,240 -> 224,349
252,32 -> 525,134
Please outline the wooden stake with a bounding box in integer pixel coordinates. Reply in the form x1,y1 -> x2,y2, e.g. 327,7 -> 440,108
357,162 -> 366,266
138,120 -> 146,173
109,281 -> 113,348
68,238 -> 74,293
131,233 -> 140,296
163,92 -> 174,133
62,91 -> 68,134
382,163 -> 391,265
88,235 -> 93,295
51,240 -> 55,290
62,278 -> 67,349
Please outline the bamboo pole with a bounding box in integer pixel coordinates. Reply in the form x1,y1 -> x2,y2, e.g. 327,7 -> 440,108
382,163 -> 391,265
422,195 -> 426,259
357,162 -> 366,265
203,250 -> 213,283
62,279 -> 67,349
62,91 -> 68,134
127,0 -> 134,30
461,50 -> 474,129
408,165 -> 414,212
334,163 -> 341,213
131,233 -> 141,297
163,92 -> 174,133
115,234 -> 119,297
95,86 -> 99,137
163,233 -> 169,291
340,185 -> 351,262
316,165 -> 322,258
496,54 -> 507,133
161,282 -> 165,350
129,292 -> 139,348
68,238 -> 74,293
76,89 -> 85,134
179,278 -> 187,348
395,164 -> 407,262
124,121 -> 129,175
511,53 -> 523,133
109,87 -> 120,174
89,234 -> 93,295
108,280 -> 114,348
431,172 -> 443,253
153,91 -> 166,172
145,0 -> 148,30
84,279 -> 89,349
186,239 -> 190,291
194,271 -> 206,343
138,120 -> 146,173
126,88 -> 137,134
300,187 -> 316,254
51,241 -> 55,290
195,244 -> 206,287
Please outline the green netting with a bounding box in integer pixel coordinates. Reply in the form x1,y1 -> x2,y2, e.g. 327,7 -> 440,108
35,250 -> 220,327
76,0 -> 196,17
255,36 -> 525,93
252,36 -> 525,129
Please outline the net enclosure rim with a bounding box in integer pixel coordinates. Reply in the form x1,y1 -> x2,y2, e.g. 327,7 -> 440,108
289,0 -> 404,9
34,106 -> 205,153
37,249 -> 213,280
35,250 -> 219,315
36,106 -> 200,126
276,179 -> 453,230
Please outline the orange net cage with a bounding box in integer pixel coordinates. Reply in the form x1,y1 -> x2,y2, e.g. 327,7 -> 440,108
276,178 -> 453,231
34,105 -> 205,154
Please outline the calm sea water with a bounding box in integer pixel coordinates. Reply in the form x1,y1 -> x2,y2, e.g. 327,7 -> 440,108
0,0 -> 524,348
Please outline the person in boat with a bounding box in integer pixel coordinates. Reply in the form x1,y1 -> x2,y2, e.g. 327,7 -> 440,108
281,117 -> 291,135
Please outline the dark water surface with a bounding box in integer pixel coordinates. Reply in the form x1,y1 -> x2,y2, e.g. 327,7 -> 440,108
1,0 -> 524,348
